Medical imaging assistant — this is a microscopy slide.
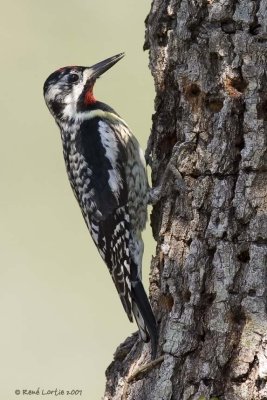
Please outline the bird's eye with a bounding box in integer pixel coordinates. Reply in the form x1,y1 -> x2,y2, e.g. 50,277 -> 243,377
68,73 -> 79,83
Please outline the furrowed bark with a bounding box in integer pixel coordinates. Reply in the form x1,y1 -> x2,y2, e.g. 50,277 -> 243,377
104,1 -> 267,399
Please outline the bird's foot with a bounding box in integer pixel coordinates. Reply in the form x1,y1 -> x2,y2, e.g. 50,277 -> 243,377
148,141 -> 195,205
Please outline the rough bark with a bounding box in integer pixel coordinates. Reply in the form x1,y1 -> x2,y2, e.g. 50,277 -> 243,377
104,0 -> 267,399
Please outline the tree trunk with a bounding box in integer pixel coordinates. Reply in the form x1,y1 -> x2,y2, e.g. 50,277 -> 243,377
104,0 -> 267,399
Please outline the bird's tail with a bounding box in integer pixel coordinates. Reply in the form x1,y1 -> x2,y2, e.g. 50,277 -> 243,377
131,279 -> 158,359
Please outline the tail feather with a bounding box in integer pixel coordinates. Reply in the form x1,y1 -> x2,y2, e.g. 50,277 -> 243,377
131,279 -> 158,359
132,300 -> 149,342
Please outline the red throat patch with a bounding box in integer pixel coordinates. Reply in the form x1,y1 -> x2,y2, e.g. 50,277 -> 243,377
84,89 -> 96,105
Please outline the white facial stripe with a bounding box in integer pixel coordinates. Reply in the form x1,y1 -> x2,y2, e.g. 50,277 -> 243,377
62,79 -> 85,119
45,84 -> 62,103
82,68 -> 94,85
76,109 -> 127,126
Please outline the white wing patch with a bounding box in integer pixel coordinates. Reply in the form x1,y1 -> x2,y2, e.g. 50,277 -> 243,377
98,120 -> 123,199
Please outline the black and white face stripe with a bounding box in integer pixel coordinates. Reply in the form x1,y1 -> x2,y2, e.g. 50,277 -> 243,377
43,66 -> 92,120
43,53 -> 125,121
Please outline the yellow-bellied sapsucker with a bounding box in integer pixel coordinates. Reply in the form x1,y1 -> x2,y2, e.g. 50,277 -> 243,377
43,53 -> 157,358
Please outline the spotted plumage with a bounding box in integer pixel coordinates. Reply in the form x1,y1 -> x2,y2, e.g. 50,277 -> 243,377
43,53 -> 158,358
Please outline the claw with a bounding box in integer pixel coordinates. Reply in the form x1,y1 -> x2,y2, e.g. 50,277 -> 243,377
148,186 -> 162,205
148,141 -> 194,204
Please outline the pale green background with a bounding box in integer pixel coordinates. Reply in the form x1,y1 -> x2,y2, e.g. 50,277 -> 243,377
0,1 -> 155,399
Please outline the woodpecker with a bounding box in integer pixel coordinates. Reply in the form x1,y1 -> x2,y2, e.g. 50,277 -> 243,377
43,53 -> 158,358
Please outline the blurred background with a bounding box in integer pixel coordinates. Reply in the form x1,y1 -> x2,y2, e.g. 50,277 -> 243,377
0,1 -> 155,399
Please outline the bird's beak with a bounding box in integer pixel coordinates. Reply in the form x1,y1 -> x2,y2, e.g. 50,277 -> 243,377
88,53 -> 125,80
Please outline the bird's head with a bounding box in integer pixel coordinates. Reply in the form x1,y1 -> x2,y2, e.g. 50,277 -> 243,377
43,52 -> 124,121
